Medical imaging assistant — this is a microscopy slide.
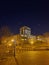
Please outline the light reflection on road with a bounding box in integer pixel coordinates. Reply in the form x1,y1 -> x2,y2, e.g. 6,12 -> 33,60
16,51 -> 49,65
0,44 -> 49,65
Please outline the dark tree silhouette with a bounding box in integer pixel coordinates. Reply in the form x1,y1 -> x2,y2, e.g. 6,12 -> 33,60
0,26 -> 12,37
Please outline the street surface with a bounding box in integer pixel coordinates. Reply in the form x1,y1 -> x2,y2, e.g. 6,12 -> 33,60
16,51 -> 49,65
0,45 -> 49,65
0,50 -> 49,65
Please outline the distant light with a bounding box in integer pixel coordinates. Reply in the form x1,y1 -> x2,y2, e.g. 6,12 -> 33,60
21,39 -> 24,40
30,41 -> 34,44
11,39 -> 14,42
21,35 -> 24,37
8,43 -> 12,46
37,38 -> 42,41
11,39 -> 16,44
21,38 -> 27,41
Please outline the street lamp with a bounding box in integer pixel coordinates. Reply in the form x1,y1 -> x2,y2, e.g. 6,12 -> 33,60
11,39 -> 19,65
11,39 -> 16,57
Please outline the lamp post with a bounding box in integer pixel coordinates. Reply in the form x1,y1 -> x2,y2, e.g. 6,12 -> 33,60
11,39 -> 19,65
11,39 -> 16,57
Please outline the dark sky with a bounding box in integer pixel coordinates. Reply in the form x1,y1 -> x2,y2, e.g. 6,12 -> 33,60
0,1 -> 49,35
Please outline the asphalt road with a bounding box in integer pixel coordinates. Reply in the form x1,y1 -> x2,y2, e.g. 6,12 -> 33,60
0,45 -> 49,65
16,51 -> 49,65
0,50 -> 49,65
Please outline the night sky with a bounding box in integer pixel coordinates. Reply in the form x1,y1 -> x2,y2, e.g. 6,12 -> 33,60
0,1 -> 49,35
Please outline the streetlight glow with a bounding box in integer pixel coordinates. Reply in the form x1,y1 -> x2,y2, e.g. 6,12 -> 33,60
11,39 -> 14,42
30,41 -> 34,44
8,43 -> 12,46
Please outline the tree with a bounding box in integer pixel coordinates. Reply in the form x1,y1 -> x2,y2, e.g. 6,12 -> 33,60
0,26 -> 12,37
43,32 -> 49,37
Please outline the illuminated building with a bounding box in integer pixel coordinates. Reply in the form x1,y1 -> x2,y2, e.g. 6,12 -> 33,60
20,26 -> 31,38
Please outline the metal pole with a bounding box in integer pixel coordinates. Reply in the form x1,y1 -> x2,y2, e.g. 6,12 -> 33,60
14,41 -> 16,57
14,44 -> 15,57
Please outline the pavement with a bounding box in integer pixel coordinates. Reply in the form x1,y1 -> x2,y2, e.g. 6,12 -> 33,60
1,44 -> 49,65
0,57 -> 17,65
1,51 -> 49,65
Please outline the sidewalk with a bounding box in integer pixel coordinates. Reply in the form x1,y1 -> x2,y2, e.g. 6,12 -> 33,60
0,56 -> 18,65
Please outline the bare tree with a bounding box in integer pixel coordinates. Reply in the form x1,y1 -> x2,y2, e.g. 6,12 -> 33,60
43,32 -> 49,37
0,26 -> 12,37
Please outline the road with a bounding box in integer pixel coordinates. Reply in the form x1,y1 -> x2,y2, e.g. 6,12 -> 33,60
0,44 -> 49,65
0,50 -> 49,65
16,51 -> 49,65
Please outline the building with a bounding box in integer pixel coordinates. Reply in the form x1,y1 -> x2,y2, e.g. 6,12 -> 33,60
1,26 -> 37,45
20,26 -> 31,38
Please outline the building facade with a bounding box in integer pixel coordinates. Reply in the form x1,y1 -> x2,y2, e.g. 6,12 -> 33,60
20,26 -> 31,38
